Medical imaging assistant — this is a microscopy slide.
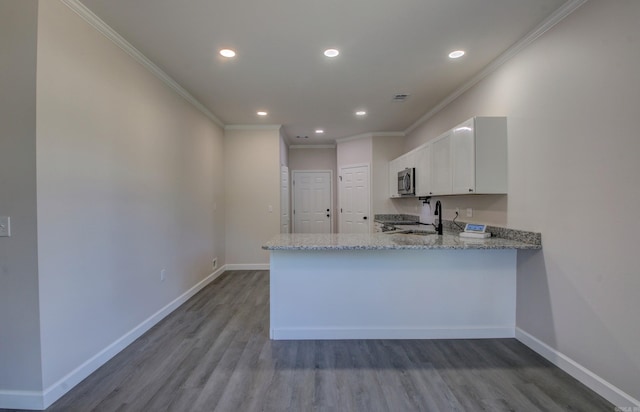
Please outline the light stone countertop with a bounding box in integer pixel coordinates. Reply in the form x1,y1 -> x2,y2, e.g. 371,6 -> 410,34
262,231 -> 542,251
391,224 -> 436,233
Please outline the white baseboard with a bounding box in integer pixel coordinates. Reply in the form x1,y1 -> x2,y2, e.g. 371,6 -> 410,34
271,326 -> 515,340
0,390 -> 44,411
516,328 -> 640,408
0,266 -> 227,411
225,263 -> 270,271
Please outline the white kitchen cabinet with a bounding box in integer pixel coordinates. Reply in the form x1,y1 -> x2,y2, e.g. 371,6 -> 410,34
451,118 -> 475,194
389,116 -> 507,198
388,144 -> 429,197
429,130 -> 452,195
451,117 -> 507,195
400,150 -> 415,171
414,143 -> 431,196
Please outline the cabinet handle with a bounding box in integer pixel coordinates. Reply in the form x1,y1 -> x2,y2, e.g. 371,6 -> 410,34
469,188 -> 473,192
326,214 -> 330,218
363,216 -> 368,220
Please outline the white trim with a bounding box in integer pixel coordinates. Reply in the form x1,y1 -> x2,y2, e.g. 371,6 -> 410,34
335,132 -> 405,144
371,131 -> 405,138
516,328 -> 640,408
224,263 -> 270,271
289,144 -> 336,149
59,0 -> 224,128
335,133 -> 372,144
280,165 -> 290,234
0,390 -> 44,411
404,0 -> 589,135
271,326 -> 515,340
36,266 -> 226,409
224,124 -> 282,131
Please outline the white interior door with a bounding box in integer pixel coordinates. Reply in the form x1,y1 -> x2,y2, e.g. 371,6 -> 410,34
280,165 -> 290,233
292,171 -> 332,233
339,164 -> 370,233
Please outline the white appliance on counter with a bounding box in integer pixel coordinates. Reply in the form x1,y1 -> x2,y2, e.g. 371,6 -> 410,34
459,223 -> 492,238
418,201 -> 433,225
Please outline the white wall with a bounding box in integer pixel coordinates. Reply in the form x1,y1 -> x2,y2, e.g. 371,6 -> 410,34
404,0 -> 640,403
289,147 -> 337,171
35,0 -> 225,391
0,0 -> 43,394
224,127 -> 281,265
337,136 -> 372,168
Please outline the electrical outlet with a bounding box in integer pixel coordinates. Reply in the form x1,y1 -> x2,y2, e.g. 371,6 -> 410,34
160,269 -> 166,282
0,216 -> 10,237
212,258 -> 217,270
466,208 -> 473,218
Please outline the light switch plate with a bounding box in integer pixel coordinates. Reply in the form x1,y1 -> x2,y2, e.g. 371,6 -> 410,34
0,216 -> 10,237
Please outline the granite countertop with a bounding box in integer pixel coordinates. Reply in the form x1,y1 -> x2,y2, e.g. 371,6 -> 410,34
262,230 -> 541,251
375,219 -> 419,225
374,214 -> 419,225
391,224 -> 435,233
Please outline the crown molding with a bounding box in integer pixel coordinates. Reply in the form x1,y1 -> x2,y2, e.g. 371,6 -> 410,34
290,144 -> 336,149
371,132 -> 405,138
59,0 -> 224,128
404,0 -> 588,135
335,131 -> 405,144
335,133 -> 373,144
224,124 -> 282,131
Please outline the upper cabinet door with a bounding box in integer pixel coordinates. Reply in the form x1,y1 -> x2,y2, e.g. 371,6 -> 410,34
415,143 -> 431,196
430,131 -> 452,195
473,117 -> 508,194
451,118 -> 476,194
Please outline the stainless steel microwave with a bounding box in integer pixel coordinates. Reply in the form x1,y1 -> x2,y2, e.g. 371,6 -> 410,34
398,168 -> 415,195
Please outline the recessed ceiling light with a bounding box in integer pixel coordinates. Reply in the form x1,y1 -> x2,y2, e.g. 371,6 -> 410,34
257,111 -> 268,116
219,49 -> 236,58
448,50 -> 465,59
324,49 -> 340,58
315,129 -> 324,134
355,111 -> 367,116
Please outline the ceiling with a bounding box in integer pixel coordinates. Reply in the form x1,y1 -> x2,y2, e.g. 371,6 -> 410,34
79,0 -> 567,144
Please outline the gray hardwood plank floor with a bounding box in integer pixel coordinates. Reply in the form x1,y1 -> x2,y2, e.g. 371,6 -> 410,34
3,270 -> 613,412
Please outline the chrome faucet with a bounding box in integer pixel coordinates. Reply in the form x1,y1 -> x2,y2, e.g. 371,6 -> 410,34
433,200 -> 443,235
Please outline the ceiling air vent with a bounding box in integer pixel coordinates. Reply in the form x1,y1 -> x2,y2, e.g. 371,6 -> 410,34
392,93 -> 410,102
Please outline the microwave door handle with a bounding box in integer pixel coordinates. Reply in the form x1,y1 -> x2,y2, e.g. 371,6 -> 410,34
404,174 -> 410,192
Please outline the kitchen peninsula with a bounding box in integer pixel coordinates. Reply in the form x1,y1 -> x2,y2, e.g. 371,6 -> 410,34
263,228 -> 541,340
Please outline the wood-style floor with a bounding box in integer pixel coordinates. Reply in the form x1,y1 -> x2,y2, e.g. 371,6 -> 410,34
16,271 -> 614,411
